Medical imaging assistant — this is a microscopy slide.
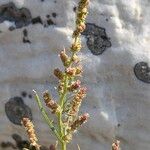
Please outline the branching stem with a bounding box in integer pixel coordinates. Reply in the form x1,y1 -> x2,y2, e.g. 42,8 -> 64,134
33,90 -> 62,142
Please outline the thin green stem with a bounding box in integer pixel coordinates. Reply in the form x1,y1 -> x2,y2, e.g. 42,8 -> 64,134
57,112 -> 63,136
60,75 -> 68,108
61,141 -> 67,150
57,75 -> 68,149
33,90 -> 62,142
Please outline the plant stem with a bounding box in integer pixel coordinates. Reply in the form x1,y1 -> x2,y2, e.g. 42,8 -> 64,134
61,141 -> 67,150
60,75 -> 68,108
57,75 -> 68,149
58,112 -> 63,137
33,90 -> 62,142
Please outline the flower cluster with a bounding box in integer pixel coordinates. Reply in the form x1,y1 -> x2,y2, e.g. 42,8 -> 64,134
52,0 -> 89,147
43,90 -> 60,114
71,0 -> 89,52
68,87 -> 87,117
63,113 -> 89,142
59,49 -> 70,67
112,140 -> 120,150
21,118 -> 40,150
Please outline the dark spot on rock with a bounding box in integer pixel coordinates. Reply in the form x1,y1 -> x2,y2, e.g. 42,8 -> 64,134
73,6 -> 77,12
0,2 -> 32,29
22,29 -> 31,44
21,91 -> 27,97
9,26 -> 15,31
54,0 -> 57,3
1,142 -> 16,149
28,94 -> 32,99
12,134 -> 30,150
82,23 -> 111,55
117,123 -> 121,127
12,134 -> 22,142
41,0 -> 45,2
12,134 -> 41,150
23,29 -> 28,36
32,16 -> 43,25
52,12 -> 57,18
134,62 -> 150,83
47,18 -> 54,25
46,14 -> 50,18
23,37 -> 31,43
5,97 -> 32,125
0,3 -> 49,30
106,18 -> 109,21
101,35 -> 109,40
2,134 -> 49,150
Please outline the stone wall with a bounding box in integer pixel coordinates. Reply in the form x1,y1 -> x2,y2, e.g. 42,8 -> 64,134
0,0 -> 150,150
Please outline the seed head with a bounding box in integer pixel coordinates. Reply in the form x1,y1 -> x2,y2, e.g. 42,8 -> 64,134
59,49 -> 70,67
43,91 -> 60,114
68,87 -> 87,117
54,68 -> 64,80
68,80 -> 81,92
21,118 -> 40,149
112,140 -> 120,150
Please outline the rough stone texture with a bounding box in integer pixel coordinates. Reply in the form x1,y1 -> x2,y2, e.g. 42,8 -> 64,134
0,0 -> 150,150
82,23 -> 111,55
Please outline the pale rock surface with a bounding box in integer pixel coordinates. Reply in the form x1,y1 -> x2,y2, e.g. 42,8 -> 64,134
0,0 -> 150,150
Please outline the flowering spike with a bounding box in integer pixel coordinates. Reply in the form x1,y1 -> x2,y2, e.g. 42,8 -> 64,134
65,67 -> 76,76
54,68 -> 64,80
30,0 -> 90,149
112,140 -> 120,150
68,87 -> 87,117
59,49 -> 70,67
43,91 -> 60,114
72,54 -> 80,63
68,80 -> 81,92
63,113 -> 89,143
21,118 -> 40,149
75,66 -> 83,76
70,113 -> 89,131
70,39 -> 82,52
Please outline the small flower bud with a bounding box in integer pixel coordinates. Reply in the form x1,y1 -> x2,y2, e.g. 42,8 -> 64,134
59,49 -> 70,66
63,134 -> 72,143
76,23 -> 86,33
43,90 -> 52,103
112,140 -> 120,150
80,113 -> 89,122
68,80 -> 81,92
72,54 -> 80,63
65,67 -> 76,76
65,66 -> 82,77
43,91 -> 60,114
75,66 -> 83,76
58,81 -> 64,93
72,30 -> 81,38
78,0 -> 89,9
70,113 -> 89,132
70,40 -> 81,52
54,68 -> 64,80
